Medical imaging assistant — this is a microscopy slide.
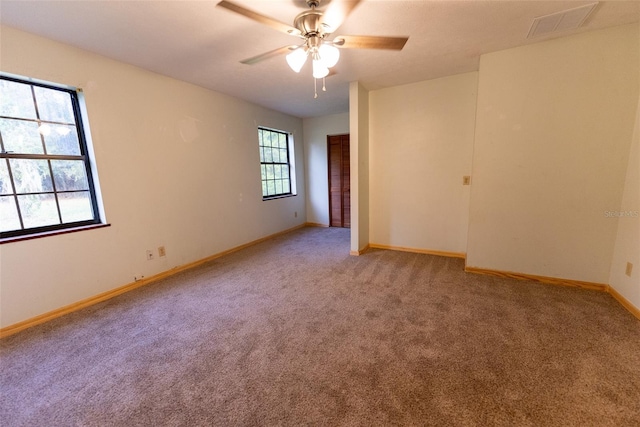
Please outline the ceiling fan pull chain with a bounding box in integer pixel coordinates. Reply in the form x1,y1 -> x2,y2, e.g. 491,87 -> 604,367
314,78 -> 318,99
322,77 -> 327,92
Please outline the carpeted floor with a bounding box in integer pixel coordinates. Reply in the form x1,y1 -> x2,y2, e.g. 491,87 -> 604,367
1,227 -> 639,426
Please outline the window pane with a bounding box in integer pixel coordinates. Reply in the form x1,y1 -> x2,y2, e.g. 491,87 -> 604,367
0,160 -> 13,195
0,196 -> 21,232
264,147 -> 273,163
33,86 -> 75,124
0,76 -> 101,237
0,79 -> 37,119
258,128 -> 293,199
59,191 -> 93,222
43,124 -> 80,155
0,118 -> 43,154
51,160 -> 89,191
18,193 -> 60,228
10,159 -> 53,193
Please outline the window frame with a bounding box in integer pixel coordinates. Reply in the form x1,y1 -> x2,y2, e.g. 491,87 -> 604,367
0,74 -> 102,240
258,127 -> 295,200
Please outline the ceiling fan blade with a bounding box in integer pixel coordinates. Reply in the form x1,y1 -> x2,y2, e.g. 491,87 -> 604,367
240,45 -> 297,65
217,1 -> 301,36
321,0 -> 362,33
333,35 -> 409,50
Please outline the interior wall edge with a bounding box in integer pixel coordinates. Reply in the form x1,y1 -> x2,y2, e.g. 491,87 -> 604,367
349,244 -> 370,256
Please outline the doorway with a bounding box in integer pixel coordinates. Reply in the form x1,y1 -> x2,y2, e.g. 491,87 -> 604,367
328,134 -> 350,228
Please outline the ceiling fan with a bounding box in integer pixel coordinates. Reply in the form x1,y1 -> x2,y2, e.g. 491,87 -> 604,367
217,0 -> 409,97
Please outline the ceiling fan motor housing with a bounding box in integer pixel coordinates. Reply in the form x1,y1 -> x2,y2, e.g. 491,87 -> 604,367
294,9 -> 327,38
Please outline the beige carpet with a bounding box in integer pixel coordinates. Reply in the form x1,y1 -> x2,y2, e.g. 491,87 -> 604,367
1,227 -> 639,426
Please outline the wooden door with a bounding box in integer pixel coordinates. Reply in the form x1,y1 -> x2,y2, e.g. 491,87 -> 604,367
328,134 -> 350,228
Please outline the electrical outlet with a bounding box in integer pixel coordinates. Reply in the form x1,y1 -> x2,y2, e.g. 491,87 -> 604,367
463,176 -> 471,185
134,275 -> 145,282
158,246 -> 166,257
626,262 -> 633,277
146,250 -> 154,261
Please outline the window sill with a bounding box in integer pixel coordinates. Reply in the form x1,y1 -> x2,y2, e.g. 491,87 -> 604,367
263,194 -> 297,201
0,223 -> 111,245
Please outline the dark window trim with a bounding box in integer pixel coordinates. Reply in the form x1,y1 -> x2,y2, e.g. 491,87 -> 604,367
0,223 -> 111,245
262,193 -> 296,201
259,127 -> 294,200
0,74 -> 103,239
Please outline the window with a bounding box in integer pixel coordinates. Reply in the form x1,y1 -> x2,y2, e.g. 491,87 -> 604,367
0,75 -> 101,239
259,127 -> 295,199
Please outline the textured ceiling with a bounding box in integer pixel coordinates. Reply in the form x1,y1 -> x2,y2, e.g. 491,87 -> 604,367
1,1 -> 639,118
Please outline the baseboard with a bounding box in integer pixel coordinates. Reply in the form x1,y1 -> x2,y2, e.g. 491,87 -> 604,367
369,243 -> 466,259
464,266 -> 609,292
0,275 -> 158,339
350,245 -> 370,256
305,222 -> 330,228
0,224 -> 307,339
5,226 -> 634,338
608,286 -> 640,321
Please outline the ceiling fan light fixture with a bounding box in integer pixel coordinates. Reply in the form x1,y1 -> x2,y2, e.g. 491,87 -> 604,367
218,0 -> 408,98
286,47 -> 308,73
312,58 -> 330,78
318,43 -> 339,68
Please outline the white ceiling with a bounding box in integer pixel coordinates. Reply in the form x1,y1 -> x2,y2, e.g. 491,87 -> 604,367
1,0 -> 639,118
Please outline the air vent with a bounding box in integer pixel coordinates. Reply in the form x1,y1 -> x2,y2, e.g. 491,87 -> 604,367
527,2 -> 598,38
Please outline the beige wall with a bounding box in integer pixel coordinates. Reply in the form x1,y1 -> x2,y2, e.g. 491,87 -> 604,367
302,113 -> 350,226
350,82 -> 370,253
466,24 -> 639,284
0,27 -> 305,328
369,72 -> 478,254
609,95 -> 640,308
